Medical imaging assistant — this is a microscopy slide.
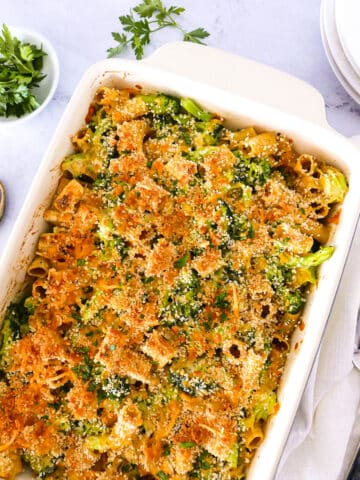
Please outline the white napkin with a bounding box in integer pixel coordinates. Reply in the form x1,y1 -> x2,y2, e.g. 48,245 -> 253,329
339,399 -> 360,479
276,219 -> 360,480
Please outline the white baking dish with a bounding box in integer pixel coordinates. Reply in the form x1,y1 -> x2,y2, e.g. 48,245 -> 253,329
1,42 -> 360,480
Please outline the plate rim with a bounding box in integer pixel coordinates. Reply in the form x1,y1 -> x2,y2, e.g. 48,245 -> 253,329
334,0 -> 360,78
320,0 -> 360,104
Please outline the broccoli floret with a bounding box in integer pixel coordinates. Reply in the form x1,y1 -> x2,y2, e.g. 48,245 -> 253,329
141,94 -> 180,115
80,289 -> 106,325
195,119 -> 224,145
84,434 -> 112,453
161,112 -> 219,149
113,235 -> 129,260
266,259 -> 290,290
286,246 -> 334,269
239,328 -> 257,349
180,97 -> 212,121
225,444 -> 239,469
188,146 -> 221,163
320,165 -> 347,203
101,374 -> 130,401
253,391 -> 277,421
169,372 -> 215,397
228,213 -> 254,241
266,259 -> 305,313
96,215 -> 115,242
232,152 -> 271,188
191,450 -> 218,476
96,218 -> 130,261
0,300 -> 32,366
284,289 -> 304,314
167,296 -> 203,325
5,301 -> 31,339
161,270 -> 203,325
22,453 -> 58,478
91,116 -> 114,141
170,357 -> 219,397
222,265 -> 243,284
0,316 -> 13,364
72,352 -> 93,382
62,153 -> 96,180
87,373 -> 130,404
70,419 -> 107,437
220,200 -> 254,240
55,415 -> 71,433
93,171 -> 113,191
214,292 -> 231,310
268,246 -> 332,313
24,297 -> 36,315
225,183 -> 253,205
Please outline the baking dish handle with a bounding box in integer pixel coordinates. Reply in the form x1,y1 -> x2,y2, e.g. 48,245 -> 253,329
144,42 -> 329,128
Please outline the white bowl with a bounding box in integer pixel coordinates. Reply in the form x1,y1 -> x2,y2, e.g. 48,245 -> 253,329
0,26 -> 59,125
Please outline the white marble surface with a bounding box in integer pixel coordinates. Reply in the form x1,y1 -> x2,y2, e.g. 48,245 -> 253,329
0,1 -> 360,478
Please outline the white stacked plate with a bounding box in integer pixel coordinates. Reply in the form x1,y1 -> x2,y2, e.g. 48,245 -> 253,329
321,0 -> 360,104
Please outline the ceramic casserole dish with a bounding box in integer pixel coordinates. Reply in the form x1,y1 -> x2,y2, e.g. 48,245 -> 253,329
1,42 -> 360,480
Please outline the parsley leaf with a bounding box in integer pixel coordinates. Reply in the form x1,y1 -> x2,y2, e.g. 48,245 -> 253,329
157,472 -> 168,480
134,0 -> 164,17
179,441 -> 197,448
183,27 -> 210,44
0,23 -> 47,118
214,291 -> 231,310
107,32 -> 128,57
107,1 -> 210,59
174,252 -> 189,269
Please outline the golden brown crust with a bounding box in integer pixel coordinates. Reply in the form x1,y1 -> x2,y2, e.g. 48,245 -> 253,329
0,88 -> 347,480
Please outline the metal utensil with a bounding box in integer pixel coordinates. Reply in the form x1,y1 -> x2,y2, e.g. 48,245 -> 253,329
345,306 -> 360,479
0,181 -> 5,222
353,306 -> 360,371
347,452 -> 360,480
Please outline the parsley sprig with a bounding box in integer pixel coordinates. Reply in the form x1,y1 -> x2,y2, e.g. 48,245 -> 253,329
107,0 -> 210,59
0,24 -> 47,118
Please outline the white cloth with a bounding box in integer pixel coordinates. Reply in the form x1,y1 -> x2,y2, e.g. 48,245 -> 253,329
277,220 -> 360,480
339,399 -> 360,479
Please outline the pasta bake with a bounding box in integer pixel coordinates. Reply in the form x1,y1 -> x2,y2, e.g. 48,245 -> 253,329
0,87 -> 347,479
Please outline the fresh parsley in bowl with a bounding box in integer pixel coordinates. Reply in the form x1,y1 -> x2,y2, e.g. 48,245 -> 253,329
0,24 -> 59,123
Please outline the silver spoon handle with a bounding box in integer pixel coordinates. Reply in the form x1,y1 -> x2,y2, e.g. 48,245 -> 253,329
0,181 -> 5,222
346,440 -> 360,480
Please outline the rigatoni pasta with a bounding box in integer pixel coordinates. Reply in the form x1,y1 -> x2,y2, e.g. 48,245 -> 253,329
27,256 -> 49,278
0,87 -> 347,479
